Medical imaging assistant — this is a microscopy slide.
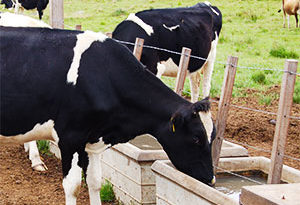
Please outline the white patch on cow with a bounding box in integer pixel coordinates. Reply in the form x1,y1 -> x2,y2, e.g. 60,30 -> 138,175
85,137 -> 111,154
126,13 -> 154,36
204,1 -> 212,6
0,12 -> 51,28
67,30 -> 107,85
163,24 -> 180,31
209,7 -> 220,16
0,119 -> 57,172
156,62 -> 166,78
63,152 -> 82,205
204,1 -> 220,16
0,119 -> 57,144
199,111 -> 213,143
160,58 -> 179,77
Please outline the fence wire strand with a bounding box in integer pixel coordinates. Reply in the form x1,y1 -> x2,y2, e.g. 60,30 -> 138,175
225,139 -> 300,162
163,82 -> 300,120
226,139 -> 271,154
59,29 -> 300,75
114,39 -> 300,75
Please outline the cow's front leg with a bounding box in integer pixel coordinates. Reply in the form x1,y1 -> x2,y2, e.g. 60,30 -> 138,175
86,151 -> 102,205
85,139 -> 111,205
62,152 -> 82,205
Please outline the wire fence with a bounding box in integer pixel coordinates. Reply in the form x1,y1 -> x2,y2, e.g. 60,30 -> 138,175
64,22 -> 300,76
163,79 -> 300,120
115,39 -> 300,76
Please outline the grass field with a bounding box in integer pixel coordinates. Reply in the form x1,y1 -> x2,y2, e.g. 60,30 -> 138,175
1,0 -> 299,102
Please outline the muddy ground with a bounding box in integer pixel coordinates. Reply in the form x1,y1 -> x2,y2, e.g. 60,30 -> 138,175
0,86 -> 299,204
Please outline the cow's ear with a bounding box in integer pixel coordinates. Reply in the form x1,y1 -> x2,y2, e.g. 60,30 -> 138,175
170,112 -> 184,133
192,97 -> 210,113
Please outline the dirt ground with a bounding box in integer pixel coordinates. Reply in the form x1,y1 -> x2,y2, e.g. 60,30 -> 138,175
0,86 -> 299,204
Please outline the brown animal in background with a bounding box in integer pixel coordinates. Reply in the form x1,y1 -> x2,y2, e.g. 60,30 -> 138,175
278,0 -> 300,28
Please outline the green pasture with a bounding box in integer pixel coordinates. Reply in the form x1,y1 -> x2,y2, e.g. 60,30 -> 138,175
1,0 -> 299,103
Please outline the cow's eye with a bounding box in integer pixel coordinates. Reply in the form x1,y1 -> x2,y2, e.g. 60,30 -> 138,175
192,111 -> 199,118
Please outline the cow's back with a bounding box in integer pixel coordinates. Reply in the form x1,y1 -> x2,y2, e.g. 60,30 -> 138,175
136,6 -> 217,71
113,4 -> 222,73
0,27 -> 78,135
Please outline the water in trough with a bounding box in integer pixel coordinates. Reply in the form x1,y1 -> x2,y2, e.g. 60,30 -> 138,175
215,171 -> 267,201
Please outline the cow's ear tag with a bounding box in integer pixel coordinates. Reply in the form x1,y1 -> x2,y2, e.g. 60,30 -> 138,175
172,123 -> 176,133
170,117 -> 175,133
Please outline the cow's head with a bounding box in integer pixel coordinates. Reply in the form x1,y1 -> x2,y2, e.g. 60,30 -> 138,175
0,0 -> 13,9
157,97 -> 216,186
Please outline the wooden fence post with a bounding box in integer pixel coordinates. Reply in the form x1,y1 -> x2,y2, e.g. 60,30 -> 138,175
133,38 -> 144,61
50,0 -> 64,29
174,47 -> 191,95
75,25 -> 82,31
267,59 -> 298,184
212,56 -> 238,173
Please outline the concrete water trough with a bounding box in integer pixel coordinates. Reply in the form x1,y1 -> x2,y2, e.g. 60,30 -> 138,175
151,157 -> 300,205
100,134 -> 248,205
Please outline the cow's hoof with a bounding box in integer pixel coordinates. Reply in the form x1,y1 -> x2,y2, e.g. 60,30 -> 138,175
32,163 -> 48,171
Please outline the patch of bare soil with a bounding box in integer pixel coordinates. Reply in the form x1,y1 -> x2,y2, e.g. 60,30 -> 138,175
211,85 -> 300,170
0,145 -> 90,205
0,86 -> 299,204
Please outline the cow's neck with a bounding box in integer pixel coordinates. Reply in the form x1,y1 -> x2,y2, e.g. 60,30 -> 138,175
111,68 -> 190,144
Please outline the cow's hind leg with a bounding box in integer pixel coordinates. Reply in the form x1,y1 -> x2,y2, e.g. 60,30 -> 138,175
24,141 -> 48,171
283,9 -> 287,27
62,152 -> 82,205
202,32 -> 218,98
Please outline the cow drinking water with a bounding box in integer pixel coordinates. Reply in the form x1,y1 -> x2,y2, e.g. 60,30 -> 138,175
0,26 -> 216,204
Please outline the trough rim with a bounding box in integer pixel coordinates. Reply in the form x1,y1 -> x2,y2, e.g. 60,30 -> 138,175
151,160 -> 237,205
151,157 -> 300,205
113,134 -> 248,162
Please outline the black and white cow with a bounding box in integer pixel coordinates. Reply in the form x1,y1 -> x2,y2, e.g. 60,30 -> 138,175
0,0 -> 49,19
112,2 -> 222,102
0,26 -> 216,204
0,12 -> 51,172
